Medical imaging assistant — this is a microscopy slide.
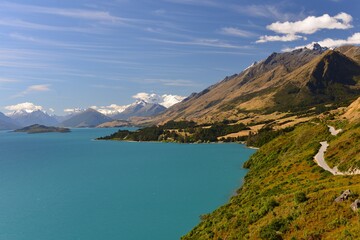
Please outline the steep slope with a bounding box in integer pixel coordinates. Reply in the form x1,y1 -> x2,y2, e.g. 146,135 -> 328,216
183,121 -> 360,239
61,108 -> 113,128
342,96 -> 360,122
0,112 -> 19,130
112,100 -> 166,120
336,45 -> 360,64
8,110 -> 58,127
152,45 -> 360,124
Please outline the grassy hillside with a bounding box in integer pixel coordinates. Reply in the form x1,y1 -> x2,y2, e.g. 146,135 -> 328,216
182,121 -> 360,240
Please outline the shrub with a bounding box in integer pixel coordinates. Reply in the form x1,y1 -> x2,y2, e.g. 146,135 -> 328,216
294,192 -> 308,204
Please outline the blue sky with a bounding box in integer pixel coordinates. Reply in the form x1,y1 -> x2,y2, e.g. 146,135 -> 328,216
0,0 -> 359,115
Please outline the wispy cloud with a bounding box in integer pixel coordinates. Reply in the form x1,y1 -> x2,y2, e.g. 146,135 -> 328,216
0,18 -> 104,33
91,84 -> 125,90
257,12 -> 353,43
282,32 -> 360,51
144,37 -> 249,49
163,0 -> 219,7
0,1 -> 121,22
144,78 -> 200,87
0,77 -> 19,83
13,84 -> 51,98
234,4 -> 303,21
220,27 -> 256,38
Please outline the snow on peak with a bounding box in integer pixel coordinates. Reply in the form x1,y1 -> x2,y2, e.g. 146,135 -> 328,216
63,92 -> 186,117
5,102 -> 45,116
305,42 -> 329,51
244,61 -> 259,71
161,94 -> 186,108
132,92 -> 185,108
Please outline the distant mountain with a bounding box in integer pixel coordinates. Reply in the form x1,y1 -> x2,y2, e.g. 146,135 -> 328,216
112,100 -> 166,120
0,112 -> 19,130
61,108 -> 113,127
150,44 -> 360,124
7,110 -> 58,127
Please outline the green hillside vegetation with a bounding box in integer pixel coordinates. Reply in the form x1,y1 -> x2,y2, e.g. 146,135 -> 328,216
182,121 -> 360,240
326,122 -> 360,172
97,120 -> 250,143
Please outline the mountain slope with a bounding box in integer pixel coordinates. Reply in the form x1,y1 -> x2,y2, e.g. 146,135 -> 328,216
151,45 -> 360,124
342,96 -> 360,122
61,108 -> 113,127
183,120 -> 360,239
8,110 -> 58,127
0,112 -> 19,130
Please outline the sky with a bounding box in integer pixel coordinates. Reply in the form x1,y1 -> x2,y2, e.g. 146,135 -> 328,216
0,0 -> 359,115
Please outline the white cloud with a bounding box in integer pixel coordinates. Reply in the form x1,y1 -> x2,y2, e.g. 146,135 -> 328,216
5,102 -> 43,113
256,34 -> 305,43
220,27 -> 256,38
257,12 -> 353,43
267,12 -> 352,35
282,32 -> 360,52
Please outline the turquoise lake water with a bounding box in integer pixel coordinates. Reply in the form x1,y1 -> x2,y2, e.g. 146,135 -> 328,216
0,128 -> 255,240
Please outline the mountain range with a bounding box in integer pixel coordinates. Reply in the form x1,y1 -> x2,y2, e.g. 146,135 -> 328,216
148,44 -> 360,124
0,96 -> 181,129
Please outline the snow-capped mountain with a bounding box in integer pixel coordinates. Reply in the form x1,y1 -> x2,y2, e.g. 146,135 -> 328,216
112,100 -> 166,120
90,93 -> 186,118
7,110 -> 59,127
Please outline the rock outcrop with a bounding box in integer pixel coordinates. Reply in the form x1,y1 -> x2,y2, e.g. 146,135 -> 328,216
334,189 -> 351,203
350,199 -> 360,212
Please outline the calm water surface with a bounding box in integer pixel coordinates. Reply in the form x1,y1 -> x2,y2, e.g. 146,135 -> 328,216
0,128 -> 255,240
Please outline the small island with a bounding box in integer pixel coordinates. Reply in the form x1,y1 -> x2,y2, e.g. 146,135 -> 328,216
14,124 -> 71,134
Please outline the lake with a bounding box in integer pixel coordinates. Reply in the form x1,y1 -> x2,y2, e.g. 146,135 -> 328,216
0,128 -> 255,240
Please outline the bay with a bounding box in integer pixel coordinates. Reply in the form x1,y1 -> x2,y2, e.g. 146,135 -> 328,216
0,128 -> 255,240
